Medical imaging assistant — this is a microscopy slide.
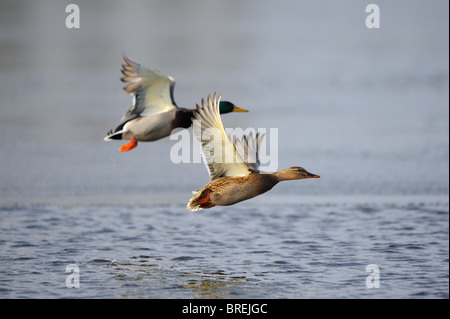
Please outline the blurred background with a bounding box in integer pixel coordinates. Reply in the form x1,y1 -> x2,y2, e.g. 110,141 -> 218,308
0,0 -> 448,206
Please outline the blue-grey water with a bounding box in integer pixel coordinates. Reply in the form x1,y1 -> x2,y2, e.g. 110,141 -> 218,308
0,203 -> 448,298
0,0 -> 448,298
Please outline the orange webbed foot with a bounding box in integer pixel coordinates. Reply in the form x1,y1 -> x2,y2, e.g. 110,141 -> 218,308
196,189 -> 211,204
119,136 -> 138,152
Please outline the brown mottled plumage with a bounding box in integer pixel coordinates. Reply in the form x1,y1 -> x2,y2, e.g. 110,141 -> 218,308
187,94 -> 319,211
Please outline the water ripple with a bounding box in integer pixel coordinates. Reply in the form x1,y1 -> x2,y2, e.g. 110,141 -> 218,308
0,203 -> 448,298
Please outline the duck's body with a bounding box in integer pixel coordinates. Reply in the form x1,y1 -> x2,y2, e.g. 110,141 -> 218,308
107,107 -> 193,142
104,57 -> 247,152
189,172 -> 279,209
187,93 -> 319,212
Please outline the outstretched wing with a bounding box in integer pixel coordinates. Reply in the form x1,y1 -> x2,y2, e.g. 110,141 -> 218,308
192,93 -> 251,180
119,56 -> 177,122
233,131 -> 265,172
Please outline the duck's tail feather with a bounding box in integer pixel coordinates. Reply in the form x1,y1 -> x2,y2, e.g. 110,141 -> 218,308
187,189 -> 204,212
103,129 -> 125,141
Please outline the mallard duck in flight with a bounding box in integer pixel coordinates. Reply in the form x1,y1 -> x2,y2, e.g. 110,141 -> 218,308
104,56 -> 248,152
187,93 -> 319,211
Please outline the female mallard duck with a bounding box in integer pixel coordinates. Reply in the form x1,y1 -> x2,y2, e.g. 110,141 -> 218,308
104,56 -> 248,152
187,93 -> 319,211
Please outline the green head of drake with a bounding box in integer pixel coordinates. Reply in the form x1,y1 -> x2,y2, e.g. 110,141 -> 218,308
218,101 -> 248,114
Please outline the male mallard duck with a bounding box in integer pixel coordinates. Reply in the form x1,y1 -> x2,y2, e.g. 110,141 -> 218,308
104,56 -> 248,152
187,93 -> 319,211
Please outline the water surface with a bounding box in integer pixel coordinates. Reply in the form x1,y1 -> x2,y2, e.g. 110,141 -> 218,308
0,202 -> 448,298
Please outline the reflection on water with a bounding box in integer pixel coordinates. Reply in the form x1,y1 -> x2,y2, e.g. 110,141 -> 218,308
182,271 -> 247,299
0,204 -> 447,298
84,255 -> 249,298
